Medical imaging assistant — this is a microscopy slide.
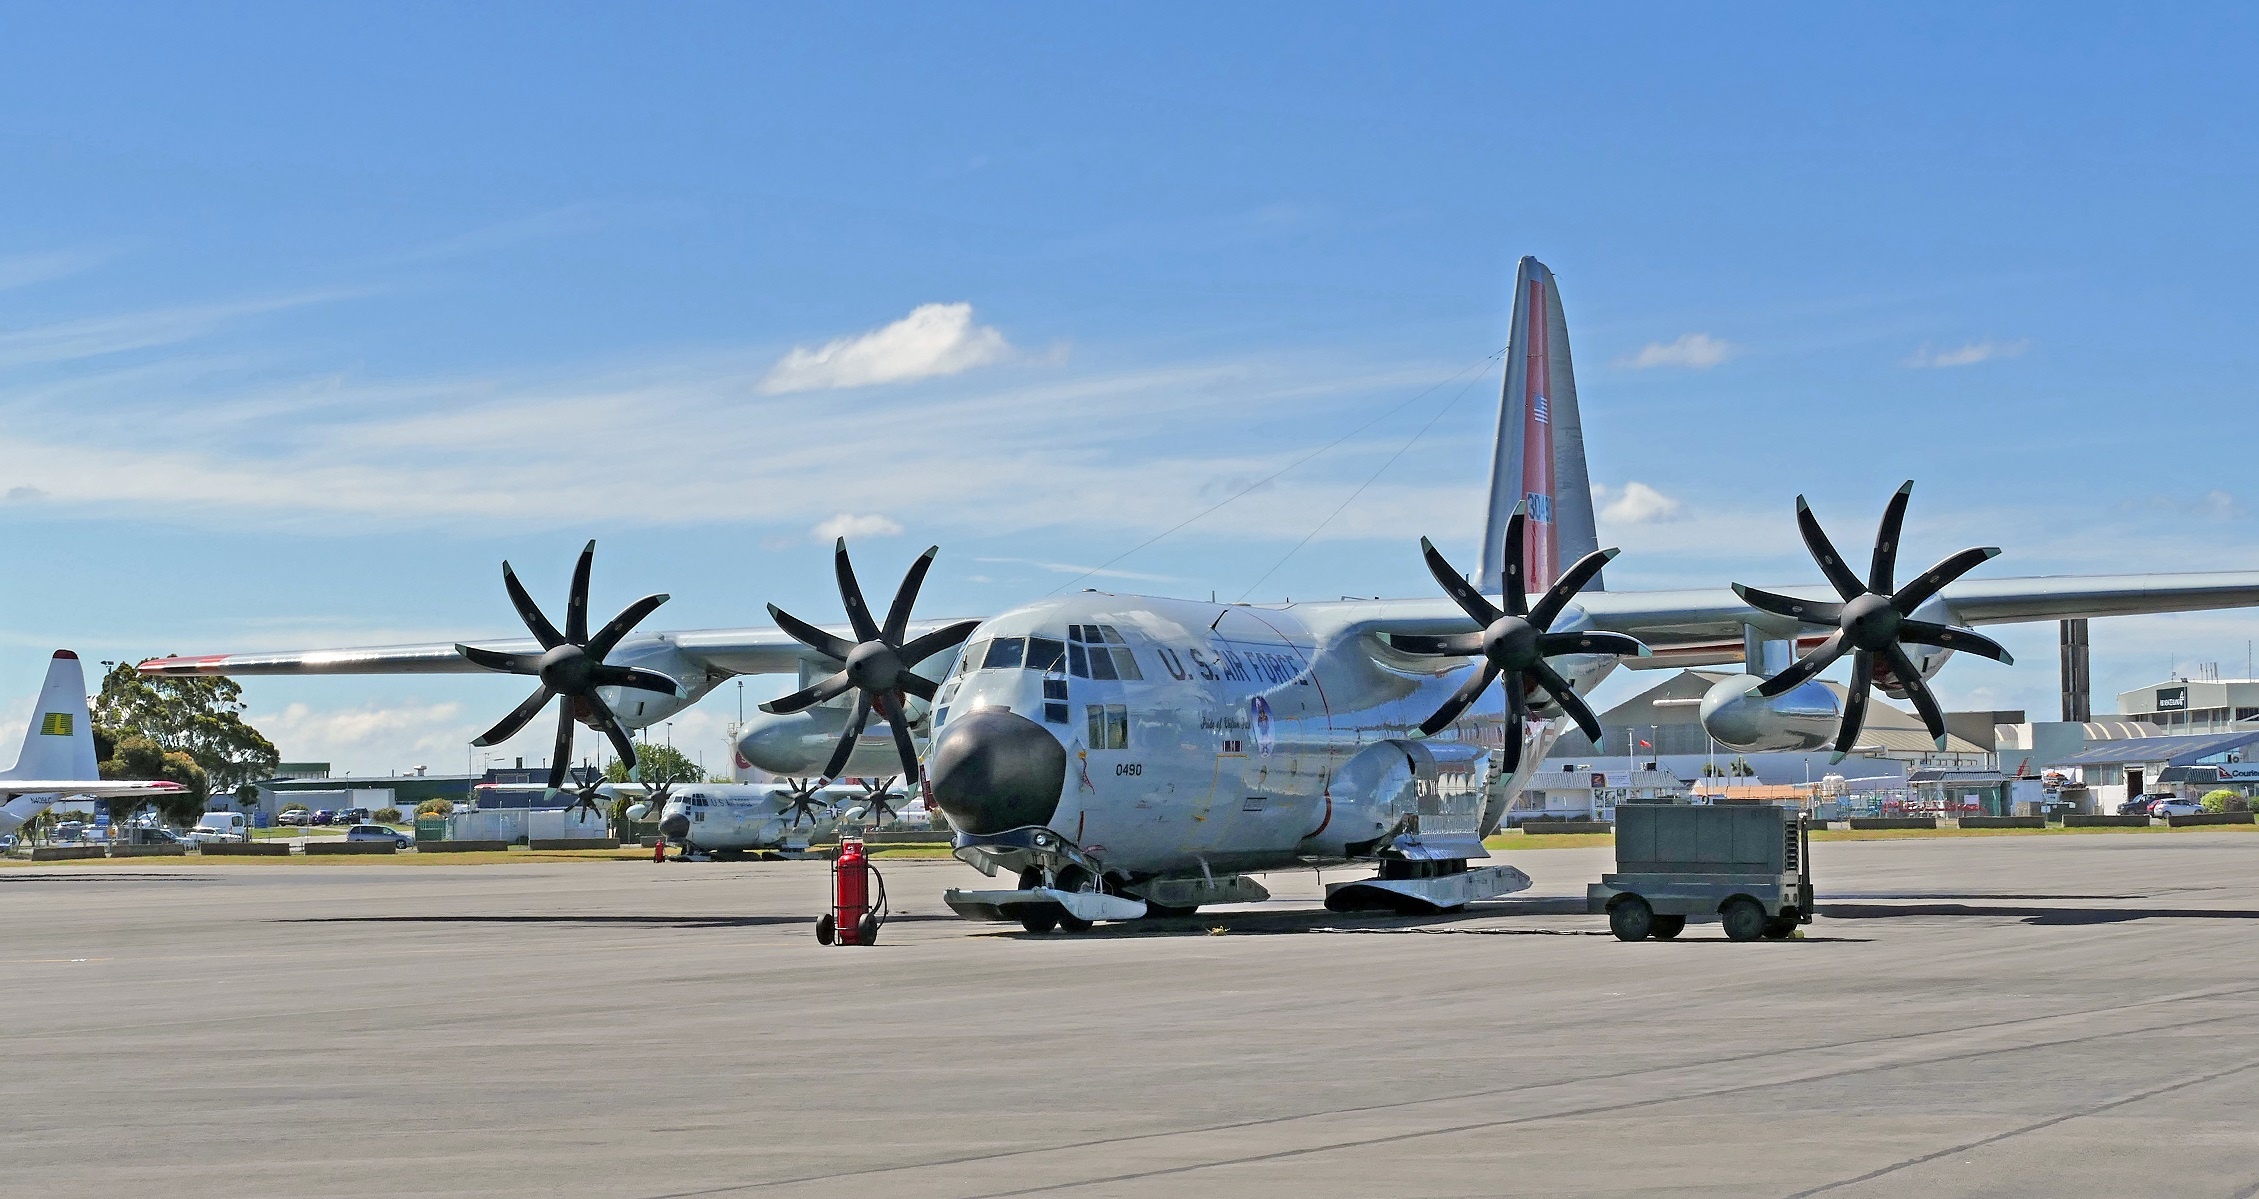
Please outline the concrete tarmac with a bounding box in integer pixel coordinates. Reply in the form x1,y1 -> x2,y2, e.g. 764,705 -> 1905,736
4,832 -> 2257,1198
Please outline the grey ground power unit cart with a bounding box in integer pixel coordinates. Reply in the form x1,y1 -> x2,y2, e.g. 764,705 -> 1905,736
1586,804 -> 1813,942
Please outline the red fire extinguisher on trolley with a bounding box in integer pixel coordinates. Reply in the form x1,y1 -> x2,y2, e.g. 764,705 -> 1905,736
816,834 -> 887,946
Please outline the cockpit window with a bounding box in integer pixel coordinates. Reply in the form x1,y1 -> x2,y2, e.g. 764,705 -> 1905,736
1025,637 -> 1066,673
953,642 -> 984,677
982,637 -> 1025,670
1067,625 -> 1143,680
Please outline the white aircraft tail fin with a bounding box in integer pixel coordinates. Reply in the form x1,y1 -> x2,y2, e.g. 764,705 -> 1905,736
1478,256 -> 1600,596
2,650 -> 100,783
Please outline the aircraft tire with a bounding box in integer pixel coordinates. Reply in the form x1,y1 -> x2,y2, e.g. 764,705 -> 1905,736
1018,910 -> 1059,934
1608,896 -> 1654,942
1650,914 -> 1687,940
1720,898 -> 1767,942
1058,913 -> 1093,933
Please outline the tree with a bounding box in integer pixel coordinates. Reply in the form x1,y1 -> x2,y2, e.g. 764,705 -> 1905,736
98,734 -> 208,825
93,662 -> 279,791
601,743 -> 702,786
372,807 -> 403,824
416,798 -> 454,818
2200,788 -> 2245,814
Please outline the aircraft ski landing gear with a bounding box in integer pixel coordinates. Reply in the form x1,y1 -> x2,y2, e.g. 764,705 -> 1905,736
1013,868 -> 1094,934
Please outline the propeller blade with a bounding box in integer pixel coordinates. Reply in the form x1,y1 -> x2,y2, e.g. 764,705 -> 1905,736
1891,546 -> 2003,615
473,685 -> 554,747
1419,538 -> 1503,628
585,593 -> 672,659
565,540 -> 595,644
584,692 -> 639,766
457,644 -> 544,675
1730,584 -> 1844,626
883,546 -> 939,643
1896,620 -> 2015,665
761,670 -> 853,715
897,673 -> 938,701
1499,670 -> 1528,774
502,562 -> 565,649
767,604 -> 856,661
1499,510 -> 1528,616
832,539 -> 880,642
1882,642 -> 1950,750
1417,661 -> 1498,737
882,695 -> 921,785
547,704 -> 577,791
1831,650 -> 1872,763
1528,547 -> 1620,630
1536,630 -> 1650,659
896,619 -> 980,668
1754,629 -> 1848,698
588,665 -> 682,696
1393,631 -> 1485,657
1530,661 -> 1603,744
1868,481 -> 1913,594
1795,497 -> 1869,601
820,691 -> 874,781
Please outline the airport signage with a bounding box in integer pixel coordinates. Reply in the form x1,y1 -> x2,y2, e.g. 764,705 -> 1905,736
2155,686 -> 2189,712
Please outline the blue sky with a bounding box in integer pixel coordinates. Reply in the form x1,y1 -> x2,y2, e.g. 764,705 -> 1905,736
3,5 -> 2255,773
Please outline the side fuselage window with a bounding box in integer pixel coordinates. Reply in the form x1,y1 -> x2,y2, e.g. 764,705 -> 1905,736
1084,703 -> 1129,749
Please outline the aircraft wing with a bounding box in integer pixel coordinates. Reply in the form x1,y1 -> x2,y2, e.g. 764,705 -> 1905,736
136,620 -> 981,681
1322,570 -> 2259,670
1576,570 -> 2259,668
0,780 -> 184,799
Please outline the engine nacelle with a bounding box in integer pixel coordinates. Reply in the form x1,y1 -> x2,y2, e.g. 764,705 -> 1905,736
591,642 -> 710,729
734,707 -> 918,778
1698,673 -> 1843,753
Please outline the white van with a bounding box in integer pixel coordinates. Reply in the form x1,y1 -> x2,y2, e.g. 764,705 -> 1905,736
187,812 -> 249,844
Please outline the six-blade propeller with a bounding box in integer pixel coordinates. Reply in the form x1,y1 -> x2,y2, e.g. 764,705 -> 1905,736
760,540 -> 978,785
1403,511 -> 1647,771
457,541 -> 681,791
1734,481 -> 2011,762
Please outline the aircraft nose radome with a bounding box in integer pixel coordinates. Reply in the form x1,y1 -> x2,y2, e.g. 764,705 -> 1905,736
927,708 -> 1066,836
657,811 -> 690,840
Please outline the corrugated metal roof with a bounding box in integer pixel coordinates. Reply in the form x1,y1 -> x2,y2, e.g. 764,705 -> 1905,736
2051,729 -> 2259,767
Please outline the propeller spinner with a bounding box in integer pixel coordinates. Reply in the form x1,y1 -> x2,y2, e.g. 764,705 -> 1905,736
760,540 -> 978,785
1734,481 -> 2011,762
456,540 -> 681,791
1404,511 -> 1647,771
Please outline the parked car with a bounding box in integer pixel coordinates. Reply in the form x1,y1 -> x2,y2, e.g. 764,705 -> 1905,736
345,824 -> 413,848
2152,798 -> 2207,818
53,820 -> 86,841
335,807 -> 371,825
2117,795 -> 2159,817
277,809 -> 311,826
310,809 -> 335,826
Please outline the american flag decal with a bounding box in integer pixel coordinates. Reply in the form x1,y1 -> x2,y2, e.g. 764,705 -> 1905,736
1532,393 -> 1549,424
39,712 -> 71,736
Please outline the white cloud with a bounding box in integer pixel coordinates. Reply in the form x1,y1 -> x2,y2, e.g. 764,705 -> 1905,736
1597,481 -> 1683,524
1618,333 -> 1735,370
1903,338 -> 2030,368
812,513 -> 903,541
758,302 -> 1012,394
0,248 -> 112,292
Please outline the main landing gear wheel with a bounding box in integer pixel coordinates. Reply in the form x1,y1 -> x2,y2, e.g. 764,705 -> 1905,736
1762,915 -> 1798,940
1649,914 -> 1686,940
1057,913 -> 1093,933
1608,896 -> 1655,942
1018,910 -> 1059,935
1720,897 -> 1767,942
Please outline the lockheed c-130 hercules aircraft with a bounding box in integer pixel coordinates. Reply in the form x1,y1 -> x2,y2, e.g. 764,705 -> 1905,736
142,257 -> 2259,931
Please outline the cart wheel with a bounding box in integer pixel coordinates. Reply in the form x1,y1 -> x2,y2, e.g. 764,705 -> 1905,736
857,914 -> 880,945
1720,897 -> 1766,942
1058,913 -> 1093,933
1019,910 -> 1059,934
1608,896 -> 1655,942
815,913 -> 836,946
1650,914 -> 1686,940
1761,915 -> 1797,940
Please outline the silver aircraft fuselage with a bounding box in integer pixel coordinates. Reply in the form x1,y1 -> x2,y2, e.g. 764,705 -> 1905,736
926,590 -> 1614,882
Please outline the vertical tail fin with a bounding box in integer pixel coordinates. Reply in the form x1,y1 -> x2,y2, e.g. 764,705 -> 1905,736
1478,256 -> 1600,595
1,651 -> 99,783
